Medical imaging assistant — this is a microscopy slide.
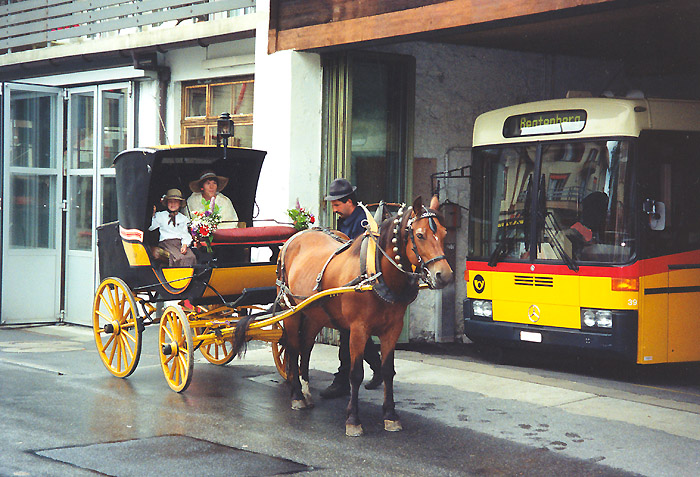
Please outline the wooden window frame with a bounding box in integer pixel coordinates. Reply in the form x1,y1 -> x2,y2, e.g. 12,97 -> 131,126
181,76 -> 254,146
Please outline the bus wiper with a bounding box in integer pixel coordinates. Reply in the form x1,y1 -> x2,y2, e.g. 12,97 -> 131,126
488,236 -> 510,267
541,212 -> 578,271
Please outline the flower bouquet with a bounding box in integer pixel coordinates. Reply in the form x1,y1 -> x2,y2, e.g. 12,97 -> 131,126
190,202 -> 222,252
287,199 -> 315,231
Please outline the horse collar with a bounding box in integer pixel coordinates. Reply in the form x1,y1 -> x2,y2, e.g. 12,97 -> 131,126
371,203 -> 419,304
372,272 -> 419,304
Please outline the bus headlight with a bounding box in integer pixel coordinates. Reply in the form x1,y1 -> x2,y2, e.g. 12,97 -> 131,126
596,310 -> 613,328
473,299 -> 493,318
581,308 -> 613,330
582,310 -> 597,327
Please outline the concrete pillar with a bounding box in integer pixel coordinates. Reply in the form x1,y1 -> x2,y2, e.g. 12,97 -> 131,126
252,1 -> 323,223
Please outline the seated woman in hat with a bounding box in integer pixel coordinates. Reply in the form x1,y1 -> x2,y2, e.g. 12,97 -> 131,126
186,169 -> 239,229
149,188 -> 196,267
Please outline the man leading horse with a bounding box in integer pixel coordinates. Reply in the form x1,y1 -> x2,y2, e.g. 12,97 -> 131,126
321,178 -> 383,398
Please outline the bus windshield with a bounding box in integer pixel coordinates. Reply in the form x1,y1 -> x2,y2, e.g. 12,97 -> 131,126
469,140 -> 635,265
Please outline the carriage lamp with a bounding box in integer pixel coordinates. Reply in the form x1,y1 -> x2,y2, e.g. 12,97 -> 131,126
217,112 -> 234,159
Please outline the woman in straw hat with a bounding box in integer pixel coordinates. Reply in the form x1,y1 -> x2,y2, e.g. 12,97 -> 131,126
186,170 -> 239,229
149,188 -> 196,267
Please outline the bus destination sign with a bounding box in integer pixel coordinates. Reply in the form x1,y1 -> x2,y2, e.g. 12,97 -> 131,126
503,109 -> 587,137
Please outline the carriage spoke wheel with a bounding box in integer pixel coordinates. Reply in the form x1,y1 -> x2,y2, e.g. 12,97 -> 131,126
159,305 -> 194,392
196,326 -> 236,365
93,278 -> 142,378
271,322 -> 290,380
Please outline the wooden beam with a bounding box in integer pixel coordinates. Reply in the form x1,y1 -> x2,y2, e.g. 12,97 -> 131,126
272,0 -> 621,52
268,0 -> 280,55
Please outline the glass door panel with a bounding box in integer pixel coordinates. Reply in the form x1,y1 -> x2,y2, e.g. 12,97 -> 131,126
69,92 -> 94,169
64,84 -> 129,325
101,176 -> 118,224
68,175 -> 94,251
101,87 -> 128,167
2,83 -> 63,323
323,53 -> 414,215
10,174 -> 57,249
64,87 -> 97,325
349,55 -> 414,205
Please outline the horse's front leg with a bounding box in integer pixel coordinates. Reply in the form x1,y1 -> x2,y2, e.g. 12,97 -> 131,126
379,325 -> 403,432
345,328 -> 366,437
380,349 -> 402,431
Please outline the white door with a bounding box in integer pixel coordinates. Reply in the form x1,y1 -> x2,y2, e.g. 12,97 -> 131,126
63,84 -> 129,325
1,83 -> 64,323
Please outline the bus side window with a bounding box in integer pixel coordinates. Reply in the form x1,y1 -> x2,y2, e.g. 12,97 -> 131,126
641,131 -> 700,255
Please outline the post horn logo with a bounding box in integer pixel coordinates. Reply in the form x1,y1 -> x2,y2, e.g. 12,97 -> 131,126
527,304 -> 541,323
473,274 -> 485,294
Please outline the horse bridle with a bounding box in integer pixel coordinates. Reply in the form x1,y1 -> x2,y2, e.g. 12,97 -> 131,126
406,206 -> 448,278
383,204 -> 447,283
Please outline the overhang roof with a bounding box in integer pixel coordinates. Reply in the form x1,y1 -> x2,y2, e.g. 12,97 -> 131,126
434,0 -> 700,75
271,0 -> 700,76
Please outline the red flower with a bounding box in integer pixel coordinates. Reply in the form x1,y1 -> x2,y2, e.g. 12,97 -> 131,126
310,216 -> 315,224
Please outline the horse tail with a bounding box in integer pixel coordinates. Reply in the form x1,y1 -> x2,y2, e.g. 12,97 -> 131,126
232,314 -> 256,358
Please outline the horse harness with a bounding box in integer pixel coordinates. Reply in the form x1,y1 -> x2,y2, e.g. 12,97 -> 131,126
275,202 -> 446,311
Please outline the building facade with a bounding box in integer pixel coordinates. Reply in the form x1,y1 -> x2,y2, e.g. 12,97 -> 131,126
2,0 -> 698,342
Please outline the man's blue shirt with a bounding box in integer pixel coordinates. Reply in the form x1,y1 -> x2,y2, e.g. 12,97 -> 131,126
338,205 -> 365,239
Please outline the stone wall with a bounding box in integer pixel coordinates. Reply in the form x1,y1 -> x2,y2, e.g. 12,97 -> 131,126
368,41 -> 624,341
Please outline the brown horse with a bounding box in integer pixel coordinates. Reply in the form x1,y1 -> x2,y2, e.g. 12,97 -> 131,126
269,195 -> 454,436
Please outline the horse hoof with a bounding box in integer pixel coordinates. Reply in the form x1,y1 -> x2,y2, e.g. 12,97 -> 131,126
384,419 -> 403,432
291,399 -> 307,410
346,423 -> 363,437
301,383 -> 314,408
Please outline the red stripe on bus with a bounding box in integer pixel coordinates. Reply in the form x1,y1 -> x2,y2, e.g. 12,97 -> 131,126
637,250 -> 700,275
466,249 -> 700,278
465,260 -> 639,278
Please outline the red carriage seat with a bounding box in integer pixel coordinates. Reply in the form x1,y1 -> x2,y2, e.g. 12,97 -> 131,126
211,225 -> 297,245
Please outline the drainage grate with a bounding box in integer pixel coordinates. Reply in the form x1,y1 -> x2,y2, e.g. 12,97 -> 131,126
35,435 -> 313,477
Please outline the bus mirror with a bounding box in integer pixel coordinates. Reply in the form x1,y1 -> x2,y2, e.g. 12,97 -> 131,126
644,199 -> 665,231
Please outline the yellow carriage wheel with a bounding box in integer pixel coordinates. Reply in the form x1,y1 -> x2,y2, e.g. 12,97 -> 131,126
271,322 -> 290,380
159,305 -> 194,392
93,277 -> 142,378
196,326 -> 236,365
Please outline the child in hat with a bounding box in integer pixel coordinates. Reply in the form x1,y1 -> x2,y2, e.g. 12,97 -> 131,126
149,188 -> 197,267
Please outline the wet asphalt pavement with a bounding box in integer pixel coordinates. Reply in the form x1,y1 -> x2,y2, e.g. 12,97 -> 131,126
1,324 -> 699,476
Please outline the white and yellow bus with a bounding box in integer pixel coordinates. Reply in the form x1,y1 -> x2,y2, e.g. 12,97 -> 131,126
464,96 -> 700,364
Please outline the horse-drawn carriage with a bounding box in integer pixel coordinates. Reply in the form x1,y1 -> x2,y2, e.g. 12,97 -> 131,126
93,144 -> 299,391
94,143 -> 454,436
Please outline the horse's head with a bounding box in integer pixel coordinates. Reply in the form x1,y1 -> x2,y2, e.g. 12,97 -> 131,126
393,196 -> 454,289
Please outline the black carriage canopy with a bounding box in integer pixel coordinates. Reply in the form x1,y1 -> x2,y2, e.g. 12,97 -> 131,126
113,145 -> 266,234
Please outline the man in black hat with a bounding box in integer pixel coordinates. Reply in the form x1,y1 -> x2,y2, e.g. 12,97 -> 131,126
320,178 -> 383,398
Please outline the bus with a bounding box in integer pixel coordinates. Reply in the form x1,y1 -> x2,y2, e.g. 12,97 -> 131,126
463,96 -> 700,364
